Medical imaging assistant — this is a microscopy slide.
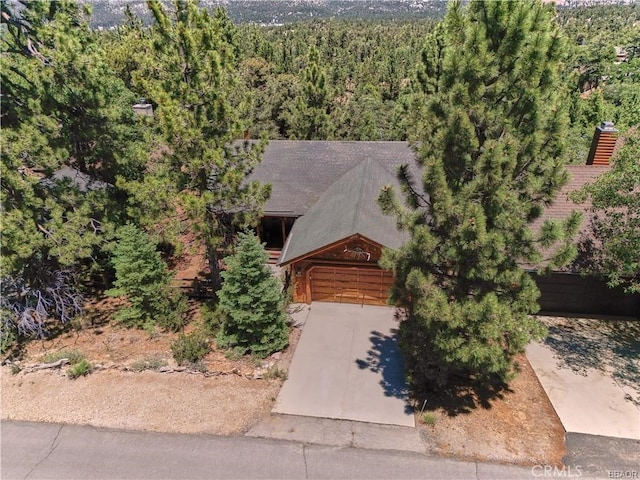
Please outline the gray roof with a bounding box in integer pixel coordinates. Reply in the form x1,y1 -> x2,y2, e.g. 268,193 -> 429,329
249,140 -> 418,216
278,157 -> 409,265
48,166 -> 110,192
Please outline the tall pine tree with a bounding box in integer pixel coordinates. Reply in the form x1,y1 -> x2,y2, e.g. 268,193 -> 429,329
0,0 -> 149,346
137,0 -> 271,289
379,1 -> 581,389
284,46 -> 331,139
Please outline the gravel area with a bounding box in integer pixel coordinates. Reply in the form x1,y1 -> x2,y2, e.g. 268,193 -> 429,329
1,368 -> 280,435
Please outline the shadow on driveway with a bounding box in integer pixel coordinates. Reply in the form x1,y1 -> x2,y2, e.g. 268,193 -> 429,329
542,316 -> 640,406
355,329 -> 412,414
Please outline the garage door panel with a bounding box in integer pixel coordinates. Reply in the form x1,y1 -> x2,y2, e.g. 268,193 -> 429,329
309,266 -> 392,305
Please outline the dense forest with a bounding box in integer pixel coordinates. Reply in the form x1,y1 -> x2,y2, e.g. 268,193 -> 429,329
99,3 -> 640,151
1,0 -> 638,358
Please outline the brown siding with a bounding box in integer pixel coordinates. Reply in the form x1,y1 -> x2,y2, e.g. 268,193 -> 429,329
533,273 -> 640,317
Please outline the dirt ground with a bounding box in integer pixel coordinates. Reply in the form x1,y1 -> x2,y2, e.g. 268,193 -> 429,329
1,297 -> 301,436
1,303 -> 566,466
418,354 -> 566,466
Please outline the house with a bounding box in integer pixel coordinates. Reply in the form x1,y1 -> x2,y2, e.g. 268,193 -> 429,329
250,124 -> 640,315
531,122 -> 640,316
249,141 -> 416,305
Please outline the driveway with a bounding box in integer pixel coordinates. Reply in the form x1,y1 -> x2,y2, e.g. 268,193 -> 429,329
526,315 -> 640,440
274,302 -> 414,427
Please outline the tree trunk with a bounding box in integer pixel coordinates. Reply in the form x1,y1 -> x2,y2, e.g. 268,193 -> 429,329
207,244 -> 223,292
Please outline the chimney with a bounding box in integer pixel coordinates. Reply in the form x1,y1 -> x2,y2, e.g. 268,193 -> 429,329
133,98 -> 154,117
586,121 -> 618,166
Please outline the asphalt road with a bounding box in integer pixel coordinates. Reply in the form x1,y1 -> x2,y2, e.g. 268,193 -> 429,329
1,420 -> 544,480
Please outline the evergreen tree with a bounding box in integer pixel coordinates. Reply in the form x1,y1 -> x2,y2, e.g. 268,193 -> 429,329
0,0 -> 149,347
285,46 -> 331,139
106,224 -> 186,331
379,1 -> 580,389
217,233 -> 289,358
136,0 -> 271,289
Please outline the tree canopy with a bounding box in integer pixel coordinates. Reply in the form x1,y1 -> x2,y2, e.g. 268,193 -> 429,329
135,0 -> 271,289
379,0 -> 581,390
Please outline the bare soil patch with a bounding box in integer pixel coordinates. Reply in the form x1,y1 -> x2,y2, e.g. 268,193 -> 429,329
417,354 -> 566,466
2,297 -> 301,436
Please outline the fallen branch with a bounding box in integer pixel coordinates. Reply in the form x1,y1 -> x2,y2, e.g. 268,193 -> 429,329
27,358 -> 69,372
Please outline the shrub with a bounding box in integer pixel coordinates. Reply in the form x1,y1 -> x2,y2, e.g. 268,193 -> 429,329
201,301 -> 225,335
0,321 -> 17,355
217,233 -> 289,359
421,412 -> 436,426
171,331 -> 209,365
130,355 -> 168,372
42,349 -> 86,365
106,224 -> 186,331
68,359 -> 92,379
264,366 -> 288,380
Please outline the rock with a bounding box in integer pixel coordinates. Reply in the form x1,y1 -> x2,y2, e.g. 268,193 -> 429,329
159,366 -> 173,373
260,360 -> 275,370
174,366 -> 186,372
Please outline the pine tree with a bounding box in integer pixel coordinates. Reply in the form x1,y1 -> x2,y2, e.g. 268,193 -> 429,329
106,224 -> 186,331
379,1 -> 581,389
285,46 -> 331,139
137,0 -> 271,289
217,233 -> 289,358
0,0 -> 149,346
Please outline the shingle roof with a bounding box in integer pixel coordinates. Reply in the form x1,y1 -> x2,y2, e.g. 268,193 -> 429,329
530,165 -> 611,233
47,166 -> 110,192
278,157 -> 409,265
249,140 -> 417,216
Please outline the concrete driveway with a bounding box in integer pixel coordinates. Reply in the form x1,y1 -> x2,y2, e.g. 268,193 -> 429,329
526,315 -> 640,440
274,302 -> 414,427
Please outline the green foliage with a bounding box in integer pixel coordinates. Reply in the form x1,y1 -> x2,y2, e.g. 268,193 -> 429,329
171,331 -> 210,366
575,128 -> 640,293
381,1 -> 573,389
217,233 -> 289,359
200,301 -> 226,335
42,349 -> 86,365
129,355 -> 168,372
0,322 -> 17,356
135,1 -> 271,289
106,224 -> 186,330
0,0 -> 156,341
283,46 -> 331,139
68,359 -> 92,379
421,412 -> 436,426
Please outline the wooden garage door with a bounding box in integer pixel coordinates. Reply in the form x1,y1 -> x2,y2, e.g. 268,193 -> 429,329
309,266 -> 393,306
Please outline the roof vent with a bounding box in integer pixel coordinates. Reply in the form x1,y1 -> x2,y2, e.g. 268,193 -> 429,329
133,98 -> 154,117
586,121 -> 618,166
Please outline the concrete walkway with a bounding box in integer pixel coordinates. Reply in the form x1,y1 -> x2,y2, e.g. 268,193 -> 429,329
274,302 -> 414,427
526,316 -> 640,440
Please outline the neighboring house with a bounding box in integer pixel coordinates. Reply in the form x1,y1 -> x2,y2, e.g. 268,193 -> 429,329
46,165 -> 111,192
250,124 -> 640,315
531,122 -> 640,316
